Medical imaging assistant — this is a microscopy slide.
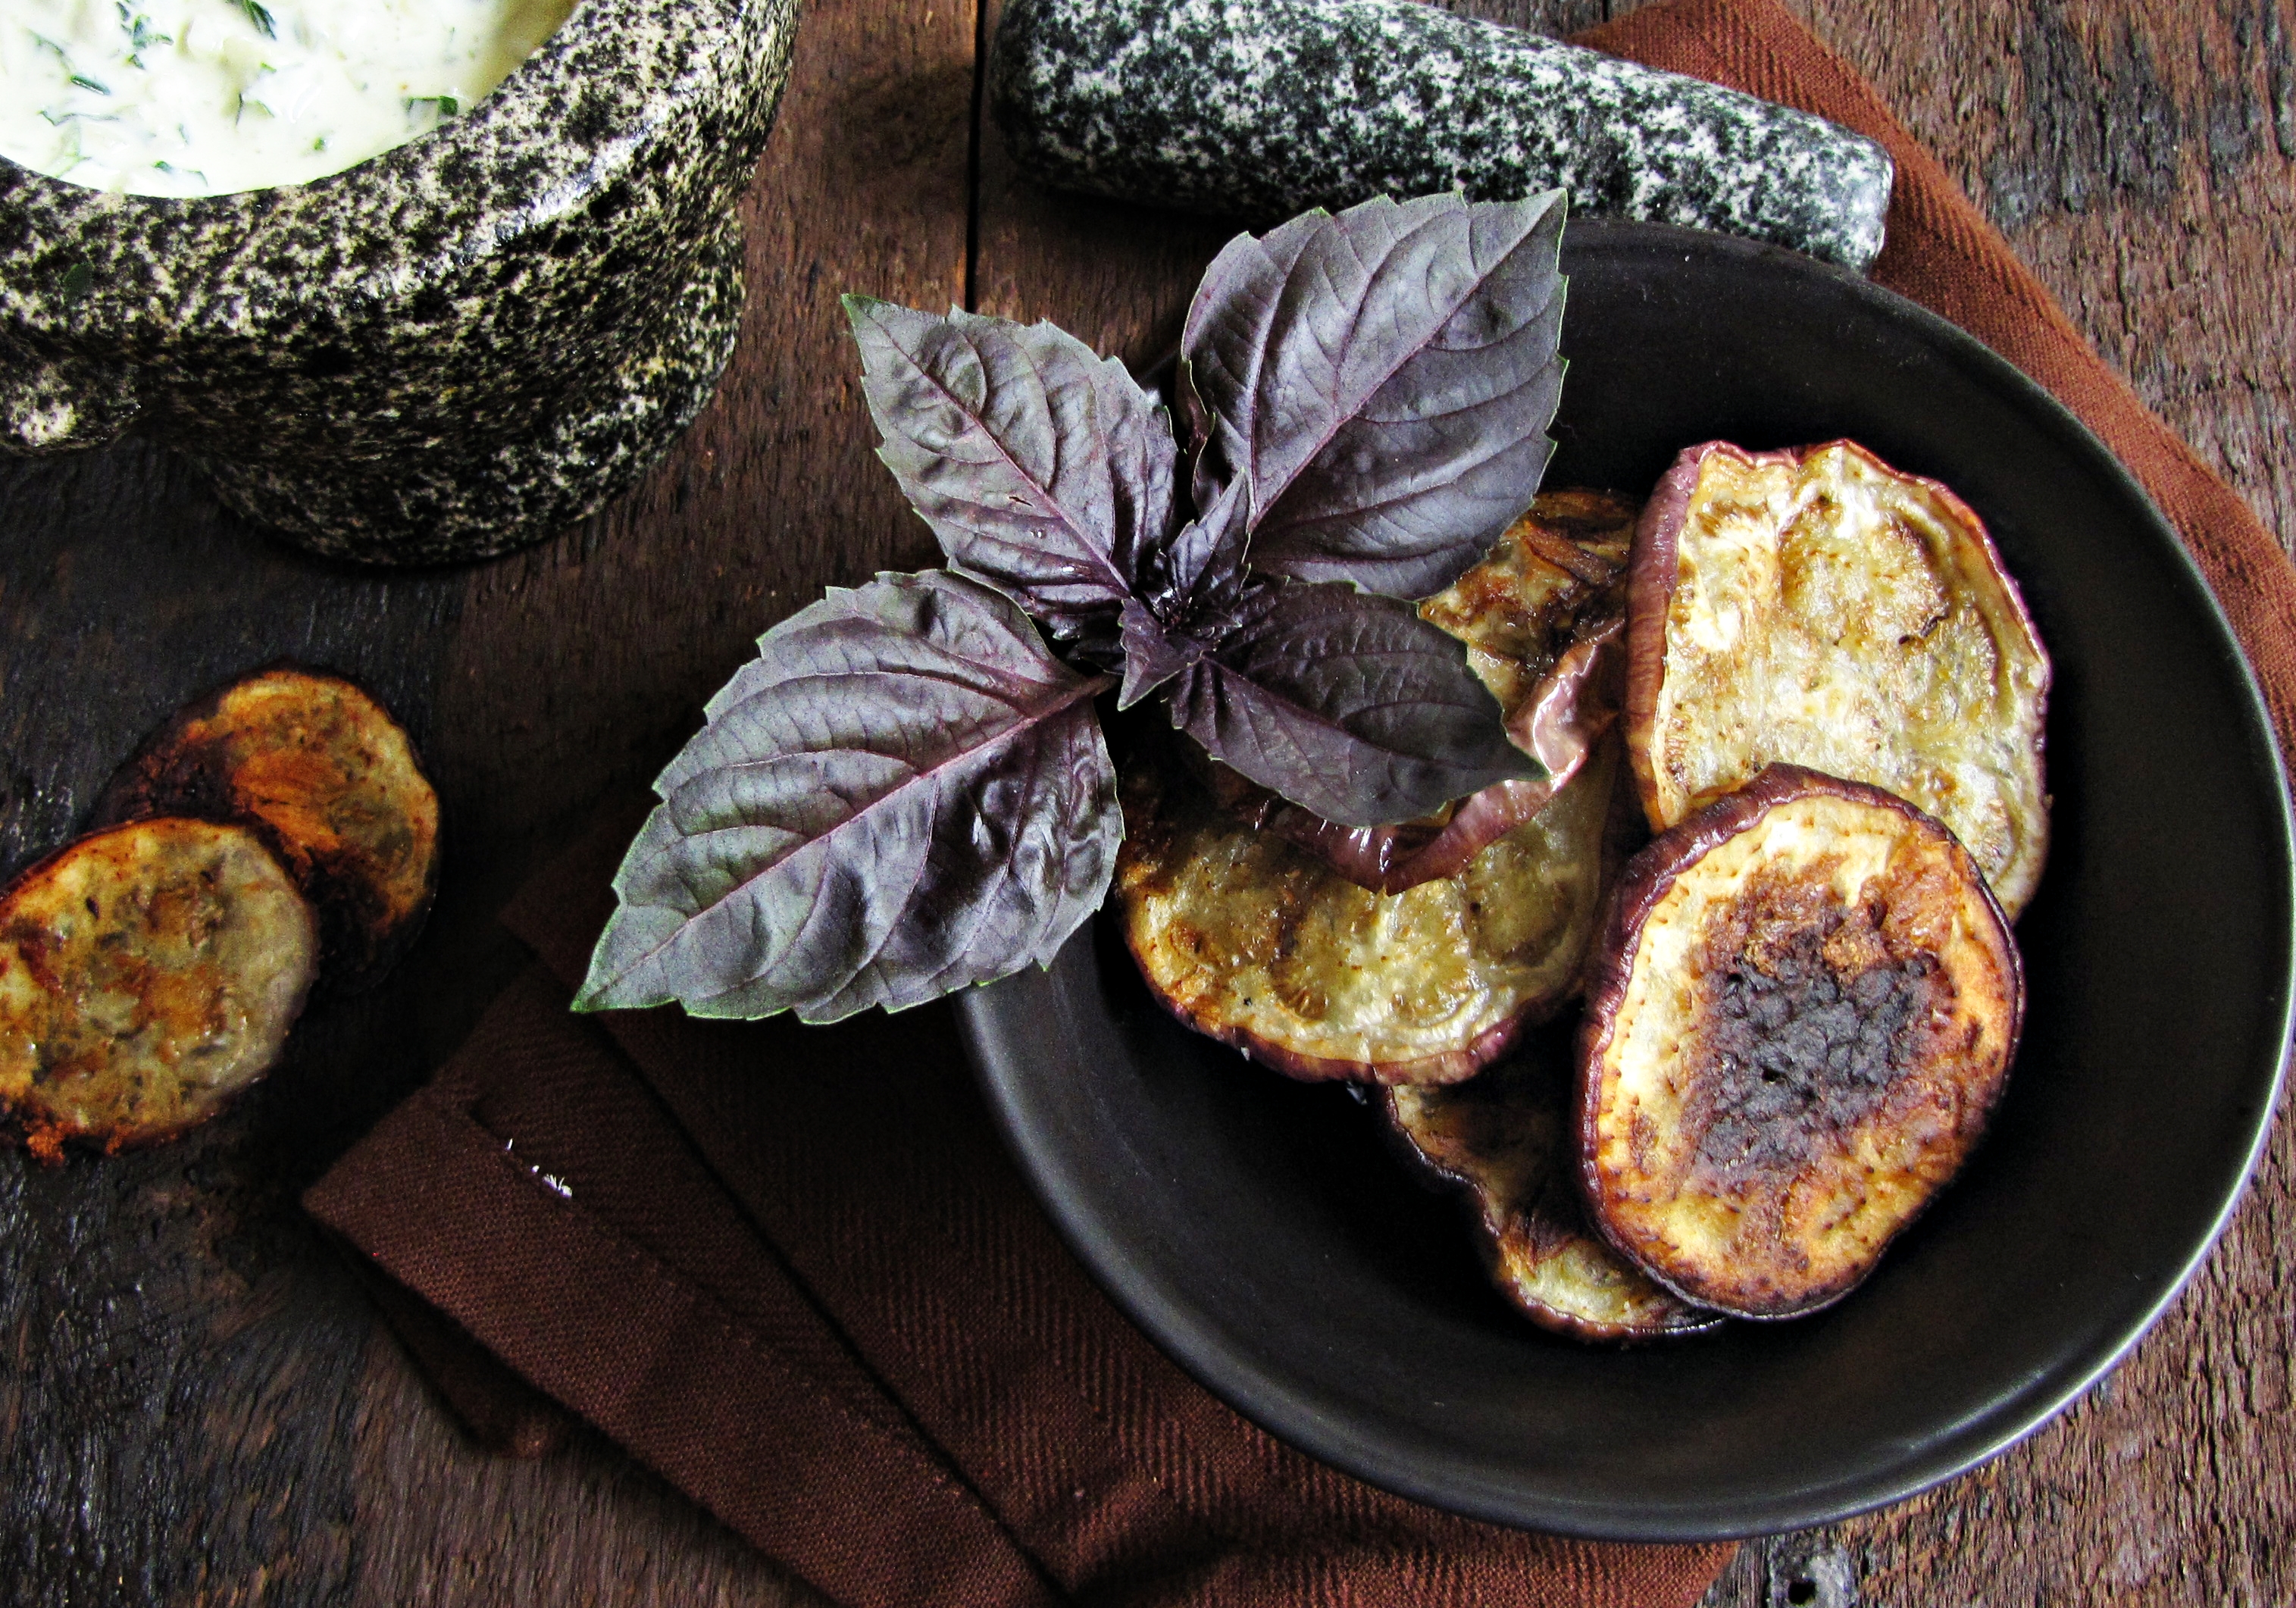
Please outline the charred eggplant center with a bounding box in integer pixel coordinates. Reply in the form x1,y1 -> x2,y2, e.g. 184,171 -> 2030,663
1681,866 -> 1957,1192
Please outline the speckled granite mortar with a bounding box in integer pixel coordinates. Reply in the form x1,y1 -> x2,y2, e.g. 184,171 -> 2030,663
0,0 -> 798,565
993,0 -> 1892,270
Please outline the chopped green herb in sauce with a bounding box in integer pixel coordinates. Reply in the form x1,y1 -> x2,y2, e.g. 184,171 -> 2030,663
2,0 -> 580,195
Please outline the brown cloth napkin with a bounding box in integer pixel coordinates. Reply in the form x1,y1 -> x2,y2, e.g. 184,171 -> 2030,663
314,799 -> 1732,1607
306,1 -> 2296,1603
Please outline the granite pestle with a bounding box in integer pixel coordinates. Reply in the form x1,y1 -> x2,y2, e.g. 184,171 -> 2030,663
990,0 -> 1894,271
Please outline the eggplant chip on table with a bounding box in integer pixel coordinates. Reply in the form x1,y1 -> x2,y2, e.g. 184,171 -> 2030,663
95,665 -> 442,987
1578,766 -> 2023,1319
1114,493 -> 1641,1086
1,665 -> 437,1160
1624,440 -> 2050,915
0,820 -> 320,1160
1387,1035 -> 1719,1340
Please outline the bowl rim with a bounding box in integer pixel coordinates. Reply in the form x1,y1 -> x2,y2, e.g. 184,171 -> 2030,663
957,215 -> 2296,1541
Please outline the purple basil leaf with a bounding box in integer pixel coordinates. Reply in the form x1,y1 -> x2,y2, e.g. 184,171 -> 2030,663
847,296 -> 1177,640
576,570 -> 1121,1023
1166,579 -> 1541,827
1182,192 -> 1568,599
1115,474 -> 1253,712
1134,471 -> 1252,628
1116,600 -> 1206,710
1177,211 -> 1319,517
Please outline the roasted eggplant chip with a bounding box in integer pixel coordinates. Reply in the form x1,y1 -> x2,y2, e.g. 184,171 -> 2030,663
1419,486 -> 1637,720
1624,441 -> 2050,915
1578,767 -> 2022,1319
1387,1038 -> 1722,1340
95,665 -> 441,987
0,819 -> 319,1159
1224,489 -> 1638,896
1115,736 -> 1619,1086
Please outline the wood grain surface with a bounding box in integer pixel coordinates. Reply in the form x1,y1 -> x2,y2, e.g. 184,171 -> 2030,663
1,2 -> 2289,1604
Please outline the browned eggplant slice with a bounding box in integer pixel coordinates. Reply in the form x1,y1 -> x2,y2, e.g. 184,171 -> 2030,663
95,665 -> 441,987
1624,440 -> 2050,915
1578,766 -> 2022,1319
1419,485 -> 1636,724
1216,489 -> 1638,896
1115,736 -> 1620,1086
1387,1037 -> 1722,1340
0,819 -> 319,1159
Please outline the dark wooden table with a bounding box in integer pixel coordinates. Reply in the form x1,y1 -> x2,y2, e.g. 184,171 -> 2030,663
4,2 -> 2291,1603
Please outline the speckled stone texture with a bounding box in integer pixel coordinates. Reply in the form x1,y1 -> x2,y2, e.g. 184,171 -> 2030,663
0,0 -> 797,565
991,0 -> 1892,270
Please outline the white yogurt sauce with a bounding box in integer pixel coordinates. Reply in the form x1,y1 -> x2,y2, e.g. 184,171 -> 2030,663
0,0 -> 578,196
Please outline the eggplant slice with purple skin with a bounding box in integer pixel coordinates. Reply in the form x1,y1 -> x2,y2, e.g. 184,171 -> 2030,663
0,819 -> 319,1160
1578,765 -> 2022,1319
1114,735 -> 1620,1087
1387,1033 -> 1722,1340
1215,488 -> 1639,896
1624,441 -> 2050,915
95,665 -> 441,990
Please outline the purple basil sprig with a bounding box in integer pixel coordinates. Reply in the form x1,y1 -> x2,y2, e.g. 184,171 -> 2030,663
581,191 -> 1568,1020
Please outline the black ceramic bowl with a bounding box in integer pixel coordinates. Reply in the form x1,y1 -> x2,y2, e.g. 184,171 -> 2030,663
956,218 -> 2295,1540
